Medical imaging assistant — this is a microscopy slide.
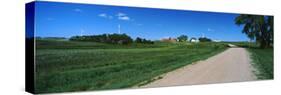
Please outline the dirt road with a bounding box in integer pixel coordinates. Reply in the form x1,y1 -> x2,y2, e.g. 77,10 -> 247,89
143,48 -> 256,87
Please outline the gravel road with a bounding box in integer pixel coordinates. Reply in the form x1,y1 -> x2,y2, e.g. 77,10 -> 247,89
143,48 -> 256,87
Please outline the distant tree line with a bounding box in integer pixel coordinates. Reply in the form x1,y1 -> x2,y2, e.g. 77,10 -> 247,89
176,35 -> 212,42
70,34 -> 154,45
69,33 -> 214,45
198,37 -> 212,42
70,33 -> 133,45
135,37 -> 154,44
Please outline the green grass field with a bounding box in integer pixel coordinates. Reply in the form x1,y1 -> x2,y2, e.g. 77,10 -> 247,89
248,48 -> 273,79
35,39 -> 227,93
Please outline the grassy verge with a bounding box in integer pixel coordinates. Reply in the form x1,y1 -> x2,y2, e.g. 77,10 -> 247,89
35,40 -> 227,93
247,48 -> 273,79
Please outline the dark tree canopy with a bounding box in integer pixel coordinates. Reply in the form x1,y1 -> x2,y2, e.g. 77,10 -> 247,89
70,33 -> 133,45
135,37 -> 142,43
135,37 -> 154,44
198,37 -> 212,42
235,14 -> 273,48
177,35 -> 188,42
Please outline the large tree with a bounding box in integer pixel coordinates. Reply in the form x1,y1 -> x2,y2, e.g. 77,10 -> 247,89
235,14 -> 273,48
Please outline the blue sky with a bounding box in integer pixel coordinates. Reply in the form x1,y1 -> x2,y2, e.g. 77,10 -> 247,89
34,1 -> 248,41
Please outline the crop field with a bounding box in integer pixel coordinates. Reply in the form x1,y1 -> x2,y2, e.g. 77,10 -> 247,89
35,39 -> 227,93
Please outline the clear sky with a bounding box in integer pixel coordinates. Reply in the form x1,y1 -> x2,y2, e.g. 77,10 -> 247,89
34,1 -> 249,41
